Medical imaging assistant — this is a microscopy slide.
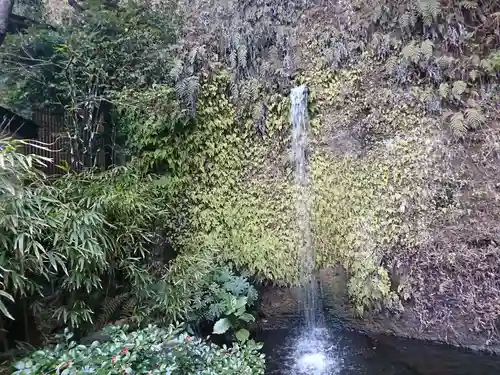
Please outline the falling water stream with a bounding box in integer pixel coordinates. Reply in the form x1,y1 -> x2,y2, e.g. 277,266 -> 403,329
291,85 -> 319,329
290,85 -> 340,374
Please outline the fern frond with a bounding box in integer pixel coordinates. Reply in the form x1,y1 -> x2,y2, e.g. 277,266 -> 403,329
448,111 -> 466,137
237,43 -> 248,69
399,12 -> 411,29
97,293 -> 129,328
240,78 -> 260,103
175,79 -> 187,100
120,296 -> 137,318
416,0 -> 441,24
459,0 -> 477,9
436,56 -> 455,68
229,49 -> 238,69
384,56 -> 398,74
230,75 -> 239,100
370,32 -> 383,49
420,39 -> 434,59
464,108 -> 484,129
402,41 -> 420,63
261,60 -> 272,77
189,45 -> 205,65
186,76 -> 200,97
169,59 -> 184,81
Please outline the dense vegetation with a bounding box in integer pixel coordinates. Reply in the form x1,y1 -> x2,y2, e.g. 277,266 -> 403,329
0,0 -> 499,367
165,0 -> 500,348
12,325 -> 265,374
0,1 -> 271,371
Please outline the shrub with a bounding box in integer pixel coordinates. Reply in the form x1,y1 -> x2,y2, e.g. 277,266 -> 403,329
11,324 -> 266,375
187,268 -> 258,343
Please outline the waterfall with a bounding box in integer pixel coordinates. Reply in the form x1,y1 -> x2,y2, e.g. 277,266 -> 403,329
286,85 -> 343,375
290,85 -> 321,330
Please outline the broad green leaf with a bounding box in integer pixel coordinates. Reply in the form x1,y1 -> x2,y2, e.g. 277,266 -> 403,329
238,313 -> 255,323
213,318 -> 231,334
235,328 -> 250,343
234,296 -> 247,310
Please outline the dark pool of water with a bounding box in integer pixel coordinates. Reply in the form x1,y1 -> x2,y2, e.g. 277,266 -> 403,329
256,316 -> 500,375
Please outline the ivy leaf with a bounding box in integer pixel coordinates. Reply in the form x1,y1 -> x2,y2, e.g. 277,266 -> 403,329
213,318 -> 231,334
235,328 -> 250,343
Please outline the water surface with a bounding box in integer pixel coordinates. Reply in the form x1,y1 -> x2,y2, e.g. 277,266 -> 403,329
258,316 -> 500,375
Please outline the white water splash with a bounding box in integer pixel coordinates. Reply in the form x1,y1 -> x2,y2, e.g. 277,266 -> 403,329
291,328 -> 343,375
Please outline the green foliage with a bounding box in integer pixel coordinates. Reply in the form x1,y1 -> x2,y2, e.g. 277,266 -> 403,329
3,0 -> 499,348
12,324 -> 265,375
0,136 -> 219,335
2,1 -> 181,109
1,3 -> 298,345
487,50 -> 500,72
292,0 -> 500,344
1,0 -> 185,168
186,268 -> 257,343
311,126 -> 432,315
297,59 -> 444,315
189,268 -> 257,322
114,70 -> 299,284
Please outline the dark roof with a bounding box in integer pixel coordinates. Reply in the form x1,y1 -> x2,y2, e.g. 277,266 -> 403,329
0,105 -> 39,139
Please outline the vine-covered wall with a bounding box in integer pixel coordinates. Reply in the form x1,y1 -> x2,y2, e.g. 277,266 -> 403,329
5,0 -> 499,349
163,0 -> 500,347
